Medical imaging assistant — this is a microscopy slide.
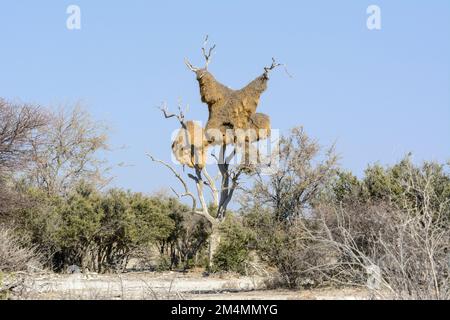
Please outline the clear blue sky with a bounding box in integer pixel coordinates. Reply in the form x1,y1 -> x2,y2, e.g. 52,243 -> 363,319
1,1 -> 449,194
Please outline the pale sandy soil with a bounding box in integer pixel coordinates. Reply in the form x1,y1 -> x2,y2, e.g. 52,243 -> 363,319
10,272 -> 373,300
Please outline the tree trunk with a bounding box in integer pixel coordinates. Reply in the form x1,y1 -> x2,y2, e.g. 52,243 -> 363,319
208,223 -> 221,270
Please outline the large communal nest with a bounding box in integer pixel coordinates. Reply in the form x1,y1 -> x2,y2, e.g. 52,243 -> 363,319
172,37 -> 282,168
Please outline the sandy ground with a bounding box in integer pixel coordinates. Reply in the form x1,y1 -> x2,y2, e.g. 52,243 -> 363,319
8,271 -> 373,300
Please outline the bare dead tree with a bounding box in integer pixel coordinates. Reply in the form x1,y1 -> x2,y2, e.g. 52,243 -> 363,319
0,99 -> 48,216
149,105 -> 250,219
0,99 -> 48,172
148,103 -> 256,267
27,104 -> 110,195
151,36 -> 282,268
244,127 -> 339,221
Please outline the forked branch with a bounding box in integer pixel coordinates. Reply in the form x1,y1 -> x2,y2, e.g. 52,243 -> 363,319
185,35 -> 217,72
151,104 -> 220,225
203,167 -> 219,207
264,57 -> 282,76
146,154 -> 197,210
264,57 -> 293,78
201,35 -> 216,70
157,102 -> 187,128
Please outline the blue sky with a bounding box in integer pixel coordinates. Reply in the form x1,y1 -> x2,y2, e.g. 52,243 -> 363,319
1,1 -> 449,194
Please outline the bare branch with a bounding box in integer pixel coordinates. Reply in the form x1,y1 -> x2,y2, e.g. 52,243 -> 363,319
0,99 -> 48,172
157,103 -> 186,128
26,104 -> 109,195
170,187 -> 180,198
194,169 -> 209,214
203,167 -> 219,207
184,35 -> 217,73
201,35 -> 216,70
263,57 -> 293,78
187,173 -> 199,183
264,57 -> 282,75
147,153 -> 197,210
184,59 -> 199,73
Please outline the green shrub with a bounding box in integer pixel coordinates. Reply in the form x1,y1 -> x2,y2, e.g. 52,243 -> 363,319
155,255 -> 171,272
159,210 -> 210,270
212,216 -> 254,274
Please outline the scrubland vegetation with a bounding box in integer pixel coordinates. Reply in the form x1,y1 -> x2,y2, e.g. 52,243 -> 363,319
0,99 -> 448,300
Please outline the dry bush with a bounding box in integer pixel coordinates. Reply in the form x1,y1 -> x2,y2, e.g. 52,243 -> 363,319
325,162 -> 448,299
243,126 -> 338,221
0,227 -> 42,273
249,157 -> 449,299
259,200 -> 449,299
307,202 -> 449,299
0,99 -> 48,218
300,166 -> 450,299
27,104 -> 109,195
242,126 -> 339,287
0,99 -> 48,172
0,226 -> 43,299
261,220 -> 329,289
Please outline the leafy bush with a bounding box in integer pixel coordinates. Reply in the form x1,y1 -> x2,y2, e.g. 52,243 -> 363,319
8,183 -> 190,273
159,210 -> 210,270
56,183 -> 102,271
212,216 -> 254,274
94,189 -> 176,272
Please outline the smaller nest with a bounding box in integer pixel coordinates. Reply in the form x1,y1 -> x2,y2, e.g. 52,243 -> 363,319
172,121 -> 208,169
